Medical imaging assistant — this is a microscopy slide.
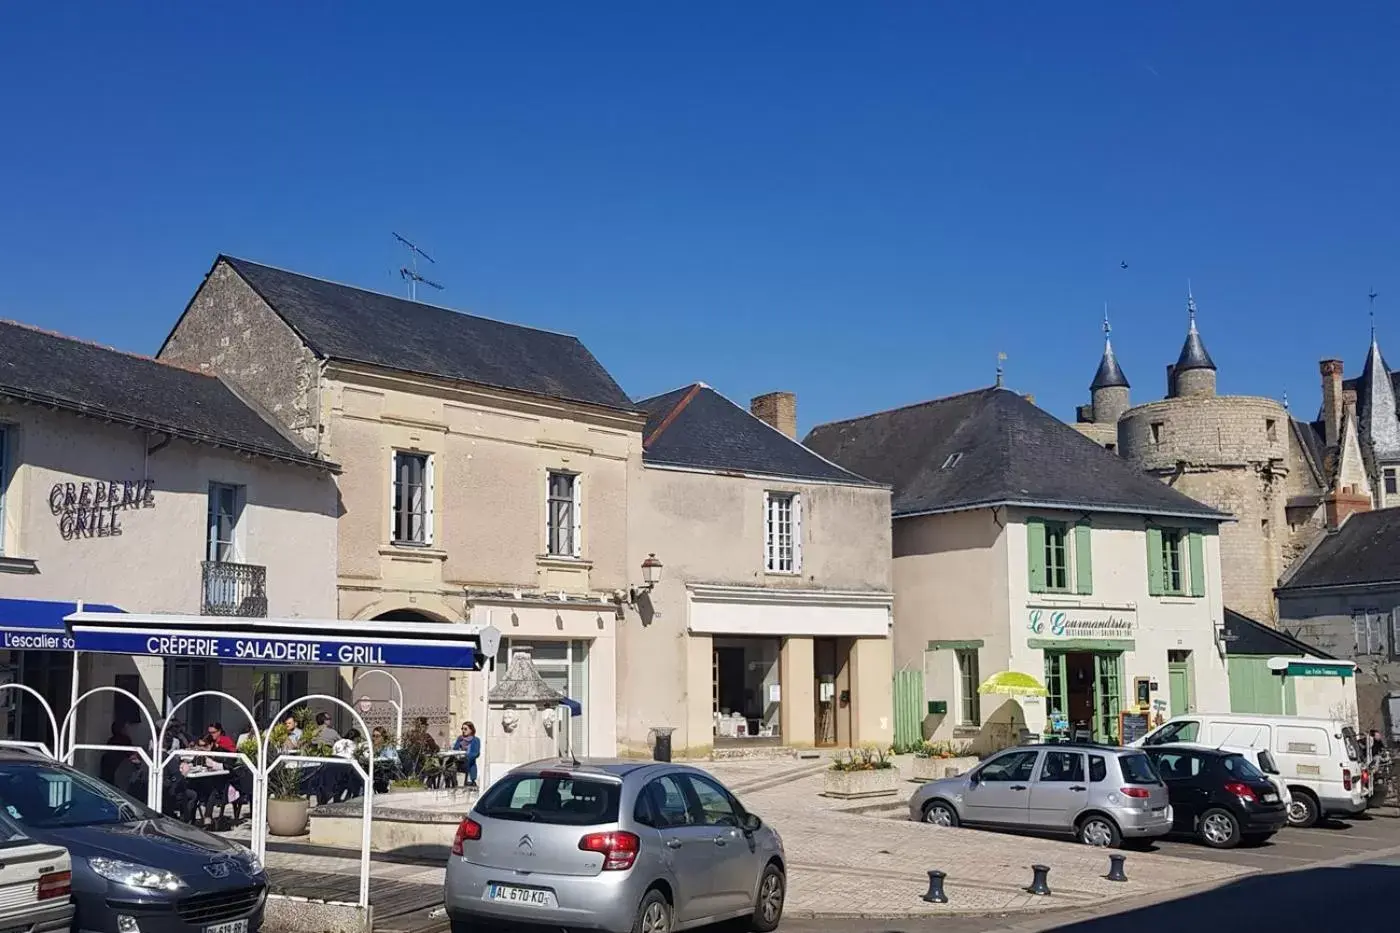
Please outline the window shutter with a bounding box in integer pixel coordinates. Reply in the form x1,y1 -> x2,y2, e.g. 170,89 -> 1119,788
1392,608 -> 1400,661
793,494 -> 803,572
544,471 -> 552,553
425,456 -> 436,546
387,450 -> 397,542
572,474 -> 583,558
1146,526 -> 1165,596
1073,521 -> 1093,595
1187,531 -> 1206,597
1026,518 -> 1047,593
763,491 -> 772,570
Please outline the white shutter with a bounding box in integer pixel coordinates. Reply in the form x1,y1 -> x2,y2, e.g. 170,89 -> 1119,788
387,449 -> 397,542
425,455 -> 436,546
793,493 -> 803,573
572,474 -> 583,558
544,471 -> 552,554
762,491 -> 772,571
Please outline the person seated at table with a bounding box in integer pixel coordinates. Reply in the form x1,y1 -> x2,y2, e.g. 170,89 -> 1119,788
401,717 -> 438,777
206,722 -> 236,753
162,758 -> 199,823
314,711 -> 342,747
189,737 -> 230,830
452,722 -> 481,789
370,727 -> 400,793
325,729 -> 368,803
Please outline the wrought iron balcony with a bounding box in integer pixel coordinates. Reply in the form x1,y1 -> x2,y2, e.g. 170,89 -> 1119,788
201,561 -> 268,617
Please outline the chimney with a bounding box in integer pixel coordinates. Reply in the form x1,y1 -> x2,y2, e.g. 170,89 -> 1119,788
1325,485 -> 1371,530
1320,359 -> 1343,448
750,392 -> 797,439
1022,393 -> 1036,405
1165,363 -> 1177,398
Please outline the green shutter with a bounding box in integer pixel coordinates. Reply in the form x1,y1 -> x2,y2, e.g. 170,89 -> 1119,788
1146,526 -> 1165,596
1073,521 -> 1093,595
1027,518 -> 1047,593
1187,531 -> 1206,598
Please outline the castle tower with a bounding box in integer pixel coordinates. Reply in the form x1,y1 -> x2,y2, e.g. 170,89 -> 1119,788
1091,312 -> 1131,423
1172,290 -> 1217,398
1358,328 -> 1400,507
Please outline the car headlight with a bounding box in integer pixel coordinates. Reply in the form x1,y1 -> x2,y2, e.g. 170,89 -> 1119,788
232,844 -> 264,875
89,857 -> 186,892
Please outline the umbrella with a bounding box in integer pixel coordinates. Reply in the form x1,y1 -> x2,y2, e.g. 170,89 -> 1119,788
977,671 -> 1049,697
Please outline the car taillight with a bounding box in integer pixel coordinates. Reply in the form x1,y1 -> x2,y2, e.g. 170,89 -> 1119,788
1363,768 -> 1371,787
1343,769 -> 1353,791
1223,781 -> 1258,802
37,871 -> 70,900
1119,787 -> 1151,799
579,831 -> 640,871
452,818 -> 483,855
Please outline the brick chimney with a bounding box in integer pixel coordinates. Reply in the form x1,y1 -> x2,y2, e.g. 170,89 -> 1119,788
751,392 -> 797,439
1325,485 -> 1371,529
1320,359 -> 1343,448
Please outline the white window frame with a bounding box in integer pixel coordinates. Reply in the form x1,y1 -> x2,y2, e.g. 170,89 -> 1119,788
1354,609 -> 1386,657
206,482 -> 245,563
545,471 -> 582,558
1386,467 -> 1398,498
763,491 -> 802,574
0,425 -> 9,558
389,450 -> 434,546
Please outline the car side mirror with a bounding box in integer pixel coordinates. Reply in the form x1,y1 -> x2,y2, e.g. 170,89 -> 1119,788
968,770 -> 981,785
740,812 -> 762,834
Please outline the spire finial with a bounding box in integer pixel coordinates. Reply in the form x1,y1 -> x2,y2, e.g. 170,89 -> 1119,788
1187,280 -> 1197,332
1283,388 -> 1290,411
1369,288 -> 1378,341
996,351 -> 1007,388
1103,302 -> 1111,340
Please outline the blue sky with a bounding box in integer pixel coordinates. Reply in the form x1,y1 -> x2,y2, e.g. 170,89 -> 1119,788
2,3 -> 1397,432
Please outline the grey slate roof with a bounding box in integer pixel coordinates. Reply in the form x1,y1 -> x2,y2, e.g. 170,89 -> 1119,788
1222,608 -> 1335,659
220,256 -> 635,412
1358,337 -> 1400,461
1277,508 -> 1400,591
1176,316 -> 1217,372
1292,418 -> 1326,485
1090,337 -> 1130,390
804,387 -> 1228,520
637,384 -> 880,485
0,320 -> 326,468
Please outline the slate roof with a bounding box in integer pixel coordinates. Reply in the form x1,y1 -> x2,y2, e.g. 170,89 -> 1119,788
1222,608 -> 1335,660
1291,418 -> 1326,485
0,320 -> 327,469
803,387 -> 1228,520
1358,337 -> 1400,460
1277,508 -> 1400,591
1090,337 -> 1130,390
1176,321 -> 1217,372
216,256 -> 635,412
637,384 -> 880,485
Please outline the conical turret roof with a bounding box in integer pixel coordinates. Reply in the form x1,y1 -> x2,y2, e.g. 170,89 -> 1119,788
1091,336 -> 1130,390
1175,292 -> 1216,372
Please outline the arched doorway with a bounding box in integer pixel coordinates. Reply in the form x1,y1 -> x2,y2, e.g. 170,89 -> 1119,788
356,610 -> 452,746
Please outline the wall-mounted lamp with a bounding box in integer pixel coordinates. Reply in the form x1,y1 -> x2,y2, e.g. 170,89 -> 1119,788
612,553 -> 664,619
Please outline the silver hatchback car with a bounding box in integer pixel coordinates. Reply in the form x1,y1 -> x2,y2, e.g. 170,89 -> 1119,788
908,743 -> 1172,847
445,759 -> 786,933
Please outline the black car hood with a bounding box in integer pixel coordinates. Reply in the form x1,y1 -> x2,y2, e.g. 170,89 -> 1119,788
33,816 -> 245,871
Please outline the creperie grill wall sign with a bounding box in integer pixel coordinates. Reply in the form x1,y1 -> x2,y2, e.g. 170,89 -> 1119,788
48,479 -> 156,540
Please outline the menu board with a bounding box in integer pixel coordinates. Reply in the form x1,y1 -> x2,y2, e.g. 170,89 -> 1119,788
1119,711 -> 1150,746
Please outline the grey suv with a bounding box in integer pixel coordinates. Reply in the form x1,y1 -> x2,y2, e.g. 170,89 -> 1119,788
445,759 -> 785,933
908,743 -> 1172,847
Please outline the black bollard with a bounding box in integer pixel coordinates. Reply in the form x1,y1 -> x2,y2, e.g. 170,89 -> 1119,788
1027,864 -> 1052,896
1106,854 -> 1128,883
922,870 -> 948,904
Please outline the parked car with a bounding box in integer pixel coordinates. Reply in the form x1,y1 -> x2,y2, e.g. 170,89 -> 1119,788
0,751 -> 267,933
1169,742 -> 1293,810
445,758 -> 785,933
0,807 -> 73,933
908,743 -> 1172,848
1143,744 -> 1288,848
1133,713 -> 1365,827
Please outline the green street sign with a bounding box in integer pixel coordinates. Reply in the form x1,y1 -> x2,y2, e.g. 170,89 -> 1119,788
1286,662 -> 1352,678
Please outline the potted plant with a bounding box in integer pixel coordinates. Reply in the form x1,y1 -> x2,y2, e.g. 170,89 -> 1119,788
265,716 -> 321,837
911,741 -> 979,782
823,747 -> 898,799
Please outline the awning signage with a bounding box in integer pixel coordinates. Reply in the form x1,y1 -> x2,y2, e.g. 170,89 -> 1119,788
72,629 -> 478,670
0,599 -> 122,650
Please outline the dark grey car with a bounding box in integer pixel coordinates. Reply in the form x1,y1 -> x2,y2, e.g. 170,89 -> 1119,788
0,752 -> 266,933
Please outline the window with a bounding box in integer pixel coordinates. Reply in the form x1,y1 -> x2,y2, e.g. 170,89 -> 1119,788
1387,468 -> 1398,496
1150,751 -> 1203,781
1119,753 -> 1162,784
940,452 -> 963,470
546,471 -> 581,557
977,750 -> 1039,783
0,425 -> 8,556
1147,527 -> 1205,597
1265,418 -> 1277,442
1220,754 -> 1267,782
634,775 -> 693,829
1144,719 -> 1199,746
1088,755 -> 1108,783
1044,522 -> 1069,591
1160,530 -> 1184,594
684,775 -> 742,827
1151,422 -> 1164,445
1038,751 -> 1085,783
764,492 -> 801,573
1027,518 -> 1093,594
391,451 -> 432,545
475,773 -> 621,826
1354,610 -> 1385,656
206,483 -> 243,562
956,649 -> 980,726
496,638 -> 590,754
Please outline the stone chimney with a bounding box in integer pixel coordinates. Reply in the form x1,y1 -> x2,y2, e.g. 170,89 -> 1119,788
1320,359 -> 1344,448
1165,364 -> 1177,399
1022,393 -> 1036,405
1325,485 -> 1371,530
751,392 -> 797,439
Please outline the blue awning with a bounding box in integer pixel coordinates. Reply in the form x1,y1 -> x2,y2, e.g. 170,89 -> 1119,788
560,697 -> 583,715
0,599 -> 122,651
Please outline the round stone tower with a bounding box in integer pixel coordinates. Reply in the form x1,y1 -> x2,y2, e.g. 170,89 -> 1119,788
1173,292 -> 1218,398
1073,313 -> 1131,449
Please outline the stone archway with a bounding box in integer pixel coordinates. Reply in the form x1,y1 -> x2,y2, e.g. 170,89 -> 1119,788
357,609 -> 453,745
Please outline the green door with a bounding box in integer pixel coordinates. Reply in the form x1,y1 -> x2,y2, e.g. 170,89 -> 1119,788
1168,662 -> 1191,717
1093,653 -> 1123,743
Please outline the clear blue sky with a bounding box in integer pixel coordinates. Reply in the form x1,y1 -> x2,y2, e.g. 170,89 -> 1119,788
2,3 -> 1397,432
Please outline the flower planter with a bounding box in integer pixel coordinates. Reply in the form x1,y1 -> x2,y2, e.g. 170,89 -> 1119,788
267,797 -> 310,837
823,768 -> 898,799
912,756 -> 980,783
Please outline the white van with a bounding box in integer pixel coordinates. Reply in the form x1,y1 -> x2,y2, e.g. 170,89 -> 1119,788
1134,713 -> 1364,827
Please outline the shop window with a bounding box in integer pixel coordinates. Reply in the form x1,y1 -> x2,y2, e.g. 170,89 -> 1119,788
956,649 -> 981,726
391,451 -> 433,545
206,483 -> 244,563
764,492 -> 801,573
713,637 -> 781,742
546,471 -> 581,557
0,425 -> 8,556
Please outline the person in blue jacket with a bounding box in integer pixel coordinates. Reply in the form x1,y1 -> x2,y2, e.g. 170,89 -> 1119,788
452,721 -> 481,788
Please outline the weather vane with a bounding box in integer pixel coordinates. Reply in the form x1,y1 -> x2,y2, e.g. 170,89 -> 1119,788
995,351 -> 1007,388
1370,288 -> 1379,339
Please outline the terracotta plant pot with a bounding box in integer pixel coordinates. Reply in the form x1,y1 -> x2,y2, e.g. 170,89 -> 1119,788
267,797 -> 310,837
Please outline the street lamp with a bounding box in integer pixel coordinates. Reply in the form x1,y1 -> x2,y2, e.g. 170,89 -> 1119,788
613,554 -> 664,620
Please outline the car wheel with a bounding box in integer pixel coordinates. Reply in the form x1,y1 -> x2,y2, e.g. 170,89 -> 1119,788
1198,808 -> 1242,849
922,800 -> 959,827
632,889 -> 673,933
1286,791 -> 1320,828
749,862 -> 786,932
1078,814 -> 1121,848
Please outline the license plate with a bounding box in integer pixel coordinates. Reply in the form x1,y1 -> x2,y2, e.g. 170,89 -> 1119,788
1151,806 -> 1166,813
1263,793 -> 1279,803
206,921 -> 248,933
486,884 -> 557,908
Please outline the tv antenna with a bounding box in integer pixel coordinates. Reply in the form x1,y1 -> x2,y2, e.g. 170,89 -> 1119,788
393,232 -> 444,301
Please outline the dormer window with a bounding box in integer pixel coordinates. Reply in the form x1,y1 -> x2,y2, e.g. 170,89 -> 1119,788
941,452 -> 963,470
